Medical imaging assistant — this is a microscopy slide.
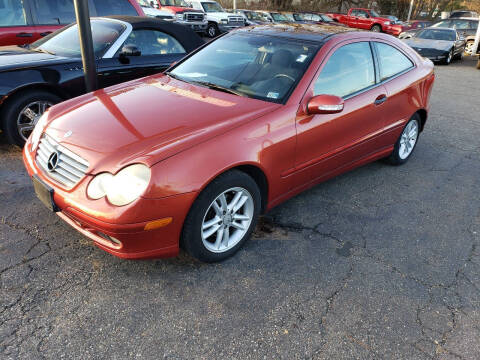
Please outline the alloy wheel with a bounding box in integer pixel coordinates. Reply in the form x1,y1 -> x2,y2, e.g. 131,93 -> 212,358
464,41 -> 474,55
201,187 -> 254,253
17,101 -> 53,142
398,119 -> 419,160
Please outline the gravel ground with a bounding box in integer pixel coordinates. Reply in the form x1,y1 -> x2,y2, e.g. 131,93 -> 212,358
1,56 -> 479,360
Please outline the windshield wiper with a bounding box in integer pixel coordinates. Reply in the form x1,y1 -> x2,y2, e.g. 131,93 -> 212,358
165,71 -> 184,81
190,80 -> 247,97
31,48 -> 56,55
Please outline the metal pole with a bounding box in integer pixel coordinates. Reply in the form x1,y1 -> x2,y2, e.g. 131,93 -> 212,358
407,0 -> 414,22
73,0 -> 97,92
233,0 -> 236,10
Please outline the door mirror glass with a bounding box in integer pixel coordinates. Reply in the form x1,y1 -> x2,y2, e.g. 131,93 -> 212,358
307,95 -> 344,114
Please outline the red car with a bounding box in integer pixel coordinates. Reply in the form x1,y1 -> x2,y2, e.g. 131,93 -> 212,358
0,0 -> 144,46
23,24 -> 435,262
326,8 -> 402,36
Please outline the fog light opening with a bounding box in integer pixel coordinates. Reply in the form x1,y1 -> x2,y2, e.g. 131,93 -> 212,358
97,232 -> 122,246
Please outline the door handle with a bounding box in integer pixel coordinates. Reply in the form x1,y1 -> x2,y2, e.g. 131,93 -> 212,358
374,94 -> 387,105
40,32 -> 52,37
16,32 -> 33,38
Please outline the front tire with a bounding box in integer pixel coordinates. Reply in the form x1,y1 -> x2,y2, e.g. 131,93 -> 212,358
0,90 -> 61,147
443,49 -> 453,65
206,23 -> 219,38
181,170 -> 261,262
386,114 -> 421,166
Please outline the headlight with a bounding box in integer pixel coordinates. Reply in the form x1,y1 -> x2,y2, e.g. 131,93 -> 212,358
384,21 -> 390,25
87,164 -> 151,206
176,13 -> 184,20
31,113 -> 48,151
221,19 -> 228,24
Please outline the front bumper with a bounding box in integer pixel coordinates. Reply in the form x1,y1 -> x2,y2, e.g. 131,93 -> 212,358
23,143 -> 198,259
385,24 -> 402,36
176,20 -> 208,32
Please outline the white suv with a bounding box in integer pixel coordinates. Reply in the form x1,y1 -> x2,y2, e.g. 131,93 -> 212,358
185,0 -> 244,37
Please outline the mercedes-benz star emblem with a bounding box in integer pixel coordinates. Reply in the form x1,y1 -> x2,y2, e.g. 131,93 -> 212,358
47,152 -> 59,172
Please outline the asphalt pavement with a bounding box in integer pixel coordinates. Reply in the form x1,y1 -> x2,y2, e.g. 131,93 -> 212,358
1,57 -> 479,360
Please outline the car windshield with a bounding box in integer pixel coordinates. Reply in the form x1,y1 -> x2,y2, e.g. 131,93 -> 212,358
245,11 -> 263,21
320,14 -> 333,22
293,14 -> 305,21
31,20 -> 126,58
161,0 -> 188,6
416,29 -> 456,41
271,13 -> 288,21
201,2 -> 223,12
169,33 -> 319,103
284,13 -> 294,21
370,9 -> 380,17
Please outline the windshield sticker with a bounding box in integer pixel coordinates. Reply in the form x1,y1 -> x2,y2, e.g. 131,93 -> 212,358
267,92 -> 279,99
296,54 -> 308,63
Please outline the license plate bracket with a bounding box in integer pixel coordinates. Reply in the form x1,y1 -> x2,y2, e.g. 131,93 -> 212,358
32,176 -> 59,212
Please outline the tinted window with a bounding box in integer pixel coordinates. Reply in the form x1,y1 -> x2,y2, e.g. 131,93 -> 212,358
32,20 -> 125,57
170,33 -> 319,103
451,19 -> 470,29
121,29 -> 186,55
416,28 -> 456,41
376,42 -> 413,81
0,0 -> 27,26
314,42 -> 375,98
93,0 -> 138,16
432,20 -> 451,28
31,0 -> 75,24
471,21 -> 479,30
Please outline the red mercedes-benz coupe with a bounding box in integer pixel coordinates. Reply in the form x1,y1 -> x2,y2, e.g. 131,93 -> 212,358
23,24 -> 435,262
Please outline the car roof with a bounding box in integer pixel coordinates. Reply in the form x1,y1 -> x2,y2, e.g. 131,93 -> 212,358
234,23 -> 356,42
104,16 -> 204,52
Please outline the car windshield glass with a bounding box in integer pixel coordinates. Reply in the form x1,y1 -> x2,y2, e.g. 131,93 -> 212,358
284,13 -> 294,21
416,29 -> 455,41
31,20 -> 126,58
370,10 -> 380,17
246,11 -> 263,21
320,14 -> 333,22
293,14 -> 304,21
201,2 -> 223,12
271,13 -> 288,21
169,33 -> 319,103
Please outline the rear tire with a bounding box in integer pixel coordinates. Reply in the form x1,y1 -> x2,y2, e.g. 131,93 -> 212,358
371,24 -> 382,32
181,170 -> 261,262
0,90 -> 61,147
386,114 -> 421,166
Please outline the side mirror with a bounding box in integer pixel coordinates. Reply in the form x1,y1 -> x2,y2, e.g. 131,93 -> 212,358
307,94 -> 344,115
120,45 -> 141,57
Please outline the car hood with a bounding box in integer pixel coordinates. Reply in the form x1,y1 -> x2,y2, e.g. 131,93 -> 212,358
403,37 -> 453,51
43,75 -> 281,173
164,6 -> 203,13
0,46 -> 70,69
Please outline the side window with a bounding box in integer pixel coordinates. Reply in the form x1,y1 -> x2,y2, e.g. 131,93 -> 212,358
375,42 -> 413,81
357,10 -> 368,18
31,0 -> 75,25
120,29 -> 186,56
93,0 -> 138,16
350,10 -> 358,16
452,20 -> 469,30
314,42 -> 375,98
432,20 -> 451,28
0,0 -> 27,26
470,21 -> 478,30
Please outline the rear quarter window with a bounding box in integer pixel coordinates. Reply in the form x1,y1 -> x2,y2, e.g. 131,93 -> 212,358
375,42 -> 414,81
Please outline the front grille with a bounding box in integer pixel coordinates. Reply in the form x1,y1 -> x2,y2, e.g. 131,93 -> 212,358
228,16 -> 244,26
185,12 -> 204,22
35,134 -> 89,189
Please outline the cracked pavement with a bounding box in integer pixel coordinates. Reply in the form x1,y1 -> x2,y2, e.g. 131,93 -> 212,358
1,57 -> 479,359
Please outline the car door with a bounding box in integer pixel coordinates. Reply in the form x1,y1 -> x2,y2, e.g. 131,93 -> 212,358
372,41 -> 417,149
0,0 -> 37,46
97,28 -> 188,89
347,9 -> 358,28
356,10 -> 371,29
294,41 -> 388,183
